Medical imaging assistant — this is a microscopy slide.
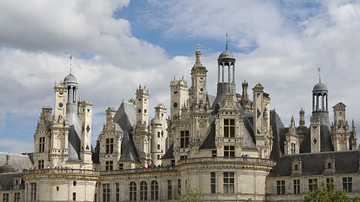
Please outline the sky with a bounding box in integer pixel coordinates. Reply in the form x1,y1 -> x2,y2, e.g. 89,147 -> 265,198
1,0 -> 360,154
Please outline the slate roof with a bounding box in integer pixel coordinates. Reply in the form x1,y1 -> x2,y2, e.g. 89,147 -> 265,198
0,173 -> 24,190
199,123 -> 216,150
0,153 -> 33,172
300,124 -> 333,153
206,93 -> 216,109
268,150 -> 360,177
67,103 -> 82,161
113,101 -> 140,163
162,143 -> 174,159
269,110 -> 285,162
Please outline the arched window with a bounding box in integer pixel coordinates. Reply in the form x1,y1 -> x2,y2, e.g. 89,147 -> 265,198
140,181 -> 147,201
129,182 -> 137,201
151,181 -> 159,200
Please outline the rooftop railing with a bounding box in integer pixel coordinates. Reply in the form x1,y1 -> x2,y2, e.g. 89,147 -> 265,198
101,165 -> 177,175
178,156 -> 276,166
23,168 -> 100,176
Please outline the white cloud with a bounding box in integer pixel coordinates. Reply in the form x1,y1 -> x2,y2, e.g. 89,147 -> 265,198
1,1 -> 360,153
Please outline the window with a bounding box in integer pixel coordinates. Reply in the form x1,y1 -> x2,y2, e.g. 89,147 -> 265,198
224,146 -> 235,157
309,179 -> 317,192
178,179 -> 181,195
212,150 -> 217,157
223,172 -> 234,193
224,119 -> 235,137
3,193 -> 9,202
106,138 -> 114,154
140,181 -> 147,201
39,137 -> 45,153
30,183 -> 36,201
14,193 -> 20,202
157,155 -> 160,160
327,162 -> 332,169
73,193 -> 76,201
106,161 -> 113,170
157,144 -> 160,150
180,131 -> 189,148
157,132 -> 160,138
119,164 -> 123,170
293,179 -> 300,194
38,160 -> 44,169
103,184 -> 110,202
211,172 -> 216,193
343,177 -> 352,192
180,156 -> 187,160
168,180 -> 172,200
277,180 -> 285,195
290,143 -> 296,154
326,178 -> 334,191
151,181 -> 159,201
116,183 -> 120,201
294,164 -> 298,170
73,181 -> 77,186
130,182 -> 137,201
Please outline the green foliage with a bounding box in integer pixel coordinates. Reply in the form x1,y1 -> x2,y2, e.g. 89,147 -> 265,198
302,181 -> 360,202
242,199 -> 253,202
173,185 -> 204,202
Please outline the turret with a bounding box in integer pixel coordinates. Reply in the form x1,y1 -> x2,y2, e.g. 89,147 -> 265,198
211,46 -> 236,109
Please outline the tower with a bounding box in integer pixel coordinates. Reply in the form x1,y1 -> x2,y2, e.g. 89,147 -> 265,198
79,100 -> 93,166
211,45 -> 236,109
188,44 -> 208,110
150,104 -> 167,166
170,77 -> 187,119
331,102 -> 351,151
312,81 -> 330,127
252,83 -> 272,158
135,84 -> 150,126
133,84 -> 151,166
188,44 -> 210,151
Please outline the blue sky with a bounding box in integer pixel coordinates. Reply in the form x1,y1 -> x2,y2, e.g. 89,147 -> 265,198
1,0 -> 360,153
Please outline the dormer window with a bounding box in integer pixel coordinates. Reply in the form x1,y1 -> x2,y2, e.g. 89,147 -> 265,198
324,156 -> 335,175
291,158 -> 302,176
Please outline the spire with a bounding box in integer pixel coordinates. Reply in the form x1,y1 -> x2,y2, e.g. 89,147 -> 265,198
317,67 -> 321,83
226,33 -> 229,50
195,44 -> 202,65
69,56 -> 72,74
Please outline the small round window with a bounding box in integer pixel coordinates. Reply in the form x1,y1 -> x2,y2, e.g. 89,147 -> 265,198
173,102 -> 178,108
59,103 -> 63,108
138,109 -> 141,113
174,91 -> 178,95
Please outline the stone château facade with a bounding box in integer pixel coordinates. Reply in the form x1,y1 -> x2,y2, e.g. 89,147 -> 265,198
0,44 -> 359,202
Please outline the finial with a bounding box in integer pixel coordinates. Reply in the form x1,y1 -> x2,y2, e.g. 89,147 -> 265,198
226,33 -> 229,50
69,56 -> 72,74
195,43 -> 201,65
6,154 -> 10,165
317,67 -> 321,83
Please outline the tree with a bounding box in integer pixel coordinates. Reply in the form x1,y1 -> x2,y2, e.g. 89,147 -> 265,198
173,185 -> 204,202
303,181 -> 360,202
